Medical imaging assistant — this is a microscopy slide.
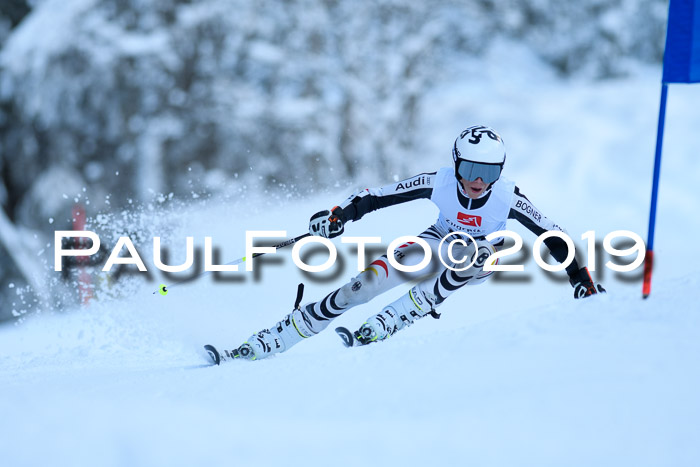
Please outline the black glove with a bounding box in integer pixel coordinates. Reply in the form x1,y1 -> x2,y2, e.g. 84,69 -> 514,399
309,206 -> 346,239
568,267 -> 606,299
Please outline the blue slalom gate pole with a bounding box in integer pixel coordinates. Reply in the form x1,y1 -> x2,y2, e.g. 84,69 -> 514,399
643,83 -> 669,299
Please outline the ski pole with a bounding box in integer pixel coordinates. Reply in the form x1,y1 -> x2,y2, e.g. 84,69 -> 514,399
154,232 -> 311,296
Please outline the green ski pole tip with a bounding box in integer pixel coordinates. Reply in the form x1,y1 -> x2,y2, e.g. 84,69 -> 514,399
158,284 -> 168,296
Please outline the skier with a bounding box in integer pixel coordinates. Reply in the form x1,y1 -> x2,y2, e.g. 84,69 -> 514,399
235,125 -> 605,360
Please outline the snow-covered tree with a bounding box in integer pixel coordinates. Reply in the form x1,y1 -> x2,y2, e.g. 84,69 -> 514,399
0,0 -> 668,319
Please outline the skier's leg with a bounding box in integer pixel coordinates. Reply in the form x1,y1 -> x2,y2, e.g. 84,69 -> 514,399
358,239 -> 497,343
356,282 -> 439,343
299,242 -> 438,328
243,234 -> 440,359
426,239 -> 497,303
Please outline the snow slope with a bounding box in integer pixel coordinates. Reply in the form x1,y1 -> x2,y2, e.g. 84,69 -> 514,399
1,261 -> 698,467
2,45 -> 700,467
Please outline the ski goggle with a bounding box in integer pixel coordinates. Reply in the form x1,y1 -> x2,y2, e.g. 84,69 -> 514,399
456,160 -> 503,184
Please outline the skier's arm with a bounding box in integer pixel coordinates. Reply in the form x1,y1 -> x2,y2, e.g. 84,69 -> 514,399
509,186 -> 578,273
308,172 -> 435,239
509,186 -> 604,297
337,172 -> 436,222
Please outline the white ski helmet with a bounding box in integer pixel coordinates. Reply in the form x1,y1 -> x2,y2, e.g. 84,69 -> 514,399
452,125 -> 506,184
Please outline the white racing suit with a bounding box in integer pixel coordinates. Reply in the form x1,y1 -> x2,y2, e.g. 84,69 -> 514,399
246,167 -> 582,357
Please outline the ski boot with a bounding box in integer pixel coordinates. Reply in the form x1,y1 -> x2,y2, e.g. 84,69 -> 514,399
238,284 -> 320,360
342,285 -> 440,346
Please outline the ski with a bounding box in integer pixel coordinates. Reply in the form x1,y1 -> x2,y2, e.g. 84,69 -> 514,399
204,344 -> 222,365
335,326 -> 371,348
335,327 -> 354,347
204,344 -> 250,365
